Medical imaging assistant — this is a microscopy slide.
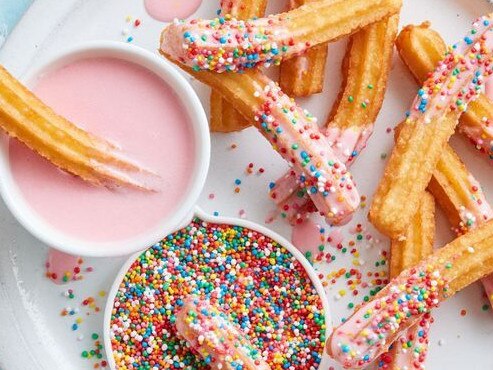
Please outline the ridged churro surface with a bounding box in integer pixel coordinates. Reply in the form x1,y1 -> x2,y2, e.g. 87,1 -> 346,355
279,0 -> 329,97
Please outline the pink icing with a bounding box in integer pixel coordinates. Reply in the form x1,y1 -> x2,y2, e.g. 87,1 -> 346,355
45,248 -> 81,284
329,267 -> 446,369
144,0 -> 202,22
10,58 -> 195,243
291,218 -> 324,259
175,296 -> 271,370
457,72 -> 493,158
378,314 -> 433,369
161,15 -> 306,73
254,80 -> 359,225
270,124 -> 373,224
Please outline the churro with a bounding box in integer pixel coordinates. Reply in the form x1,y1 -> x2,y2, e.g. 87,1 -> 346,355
396,22 -> 493,162
396,22 -> 493,306
162,47 -> 360,224
210,0 -> 267,132
329,218 -> 493,368
381,192 -> 435,369
369,16 -> 493,238
160,0 -> 402,72
0,65 -> 154,190
428,144 -> 493,234
279,0 -> 329,97
175,296 -> 271,370
426,144 -> 493,306
269,16 -> 399,223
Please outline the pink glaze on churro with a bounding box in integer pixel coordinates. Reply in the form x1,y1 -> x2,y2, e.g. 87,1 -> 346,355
175,296 -> 271,370
255,80 -> 360,225
329,264 -> 447,369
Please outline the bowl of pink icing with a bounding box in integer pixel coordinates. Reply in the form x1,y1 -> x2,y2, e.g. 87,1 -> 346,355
0,41 -> 210,257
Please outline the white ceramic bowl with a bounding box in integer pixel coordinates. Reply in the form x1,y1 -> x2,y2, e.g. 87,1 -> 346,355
103,206 -> 332,369
0,41 -> 210,257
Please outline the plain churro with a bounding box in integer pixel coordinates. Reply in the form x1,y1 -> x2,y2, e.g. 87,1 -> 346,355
279,0 -> 329,97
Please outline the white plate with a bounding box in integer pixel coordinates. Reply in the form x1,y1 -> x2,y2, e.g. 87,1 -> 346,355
1,0 -> 492,369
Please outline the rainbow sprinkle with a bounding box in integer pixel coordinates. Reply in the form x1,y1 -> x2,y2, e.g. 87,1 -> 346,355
110,218 -> 326,369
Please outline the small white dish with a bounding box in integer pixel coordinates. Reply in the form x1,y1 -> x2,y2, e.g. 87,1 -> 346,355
0,41 -> 210,257
103,206 -> 332,370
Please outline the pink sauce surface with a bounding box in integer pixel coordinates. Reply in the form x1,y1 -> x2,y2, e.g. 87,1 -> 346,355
9,57 -> 194,243
144,0 -> 202,22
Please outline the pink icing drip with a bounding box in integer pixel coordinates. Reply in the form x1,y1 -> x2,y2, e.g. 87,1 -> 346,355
144,0 -> 202,22
45,248 -> 81,285
291,218 -> 324,259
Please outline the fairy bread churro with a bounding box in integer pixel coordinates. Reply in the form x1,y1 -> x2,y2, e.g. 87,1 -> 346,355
396,22 -> 493,306
329,218 -> 493,368
175,296 -> 271,370
210,0 -> 267,132
396,22 -> 493,161
0,65 -> 155,190
161,0 -> 402,72
279,0 -> 329,97
268,16 -> 399,223
369,16 -> 493,239
161,49 -> 360,224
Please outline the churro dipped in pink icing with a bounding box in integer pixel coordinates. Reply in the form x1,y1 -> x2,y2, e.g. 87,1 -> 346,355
175,296 -> 271,370
328,218 -> 493,368
427,144 -> 493,306
270,124 -> 373,223
396,22 -> 493,163
254,80 -> 360,225
0,65 -> 159,191
161,39 -> 360,224
268,16 -> 399,223
160,0 -> 402,72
